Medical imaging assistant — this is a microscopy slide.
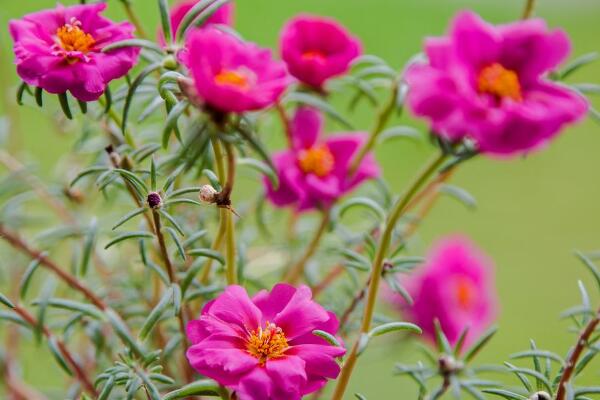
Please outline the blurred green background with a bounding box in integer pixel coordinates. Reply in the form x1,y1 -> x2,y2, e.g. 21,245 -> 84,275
1,0 -> 599,398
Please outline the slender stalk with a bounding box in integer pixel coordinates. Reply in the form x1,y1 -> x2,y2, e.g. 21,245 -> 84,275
98,96 -> 136,149
276,102 -> 293,147
152,210 -> 176,283
521,0 -> 536,19
555,306 -> 600,400
120,0 -> 148,39
12,304 -> 97,396
348,78 -> 400,176
0,224 -> 107,311
222,142 -> 237,285
283,209 -> 331,285
331,152 -> 447,400
200,208 -> 227,284
338,276 -> 371,333
151,209 -> 194,381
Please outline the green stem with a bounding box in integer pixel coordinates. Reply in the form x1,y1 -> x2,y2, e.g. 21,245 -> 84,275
200,208 -> 227,284
151,209 -> 194,382
98,96 -> 137,149
222,142 -> 237,285
331,152 -> 447,400
283,209 -> 330,285
121,0 -> 148,39
521,0 -> 536,19
348,78 -> 400,176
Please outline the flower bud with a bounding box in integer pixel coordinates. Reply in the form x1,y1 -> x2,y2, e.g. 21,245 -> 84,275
147,192 -> 162,209
199,185 -> 218,204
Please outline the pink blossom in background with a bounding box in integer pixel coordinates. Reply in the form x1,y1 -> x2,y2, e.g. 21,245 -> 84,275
280,15 -> 362,89
387,236 -> 498,349
9,3 -> 140,102
186,284 -> 346,400
185,27 -> 290,113
158,0 -> 234,46
406,11 -> 588,157
264,107 -> 380,212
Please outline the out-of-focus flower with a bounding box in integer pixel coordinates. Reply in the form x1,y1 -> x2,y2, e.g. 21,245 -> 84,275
185,27 -> 290,113
406,11 -> 588,156
186,284 -> 345,400
264,107 -> 379,212
9,3 -> 140,102
158,0 -> 234,46
387,236 -> 498,348
280,15 -> 361,90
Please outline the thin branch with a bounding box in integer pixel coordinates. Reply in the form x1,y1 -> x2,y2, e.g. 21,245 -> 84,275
283,209 -> 331,285
0,224 -> 107,311
521,0 -> 536,19
555,307 -> 600,400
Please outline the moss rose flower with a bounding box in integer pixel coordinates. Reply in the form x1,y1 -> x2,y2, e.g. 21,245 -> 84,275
387,236 -> 498,349
186,284 -> 345,400
280,15 -> 362,90
185,27 -> 290,113
406,11 -> 588,156
264,107 -> 380,212
9,3 -> 140,101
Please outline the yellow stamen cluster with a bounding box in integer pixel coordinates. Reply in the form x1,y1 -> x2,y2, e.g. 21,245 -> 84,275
215,69 -> 252,90
298,145 -> 335,177
477,63 -> 522,102
454,276 -> 476,310
246,322 -> 289,365
56,19 -> 95,53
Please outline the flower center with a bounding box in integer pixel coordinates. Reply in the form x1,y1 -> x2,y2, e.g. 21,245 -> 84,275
454,276 -> 476,310
214,68 -> 255,91
246,322 -> 289,365
56,18 -> 95,53
298,145 -> 335,177
477,63 -> 522,101
302,50 -> 327,63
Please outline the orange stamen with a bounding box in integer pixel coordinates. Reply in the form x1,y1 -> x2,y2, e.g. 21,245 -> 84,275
478,63 -> 522,101
298,145 -> 335,177
246,322 -> 289,365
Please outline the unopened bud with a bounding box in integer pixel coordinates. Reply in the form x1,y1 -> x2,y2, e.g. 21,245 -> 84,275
147,192 -> 162,209
162,55 -> 178,70
199,185 -> 218,203
529,392 -> 551,400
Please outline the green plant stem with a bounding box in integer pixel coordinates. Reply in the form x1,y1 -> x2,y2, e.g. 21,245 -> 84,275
200,208 -> 227,284
120,0 -> 148,39
283,209 -> 331,285
151,209 -> 194,382
98,96 -> 137,149
331,152 -> 447,400
348,78 -> 400,176
522,0 -> 536,19
555,306 -> 600,400
222,142 -> 237,285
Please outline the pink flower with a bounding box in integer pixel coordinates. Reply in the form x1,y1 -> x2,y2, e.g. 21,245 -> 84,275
280,15 -> 362,89
387,236 -> 498,349
158,0 -> 234,46
264,107 -> 380,212
186,284 -> 345,400
9,3 -> 140,102
185,27 -> 290,113
406,11 -> 588,156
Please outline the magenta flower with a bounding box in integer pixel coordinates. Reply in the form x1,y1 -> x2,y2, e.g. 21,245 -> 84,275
186,284 -> 345,400
185,27 -> 290,113
264,107 -> 380,212
387,236 -> 498,348
9,3 -> 140,102
280,15 -> 362,89
406,11 -> 588,156
158,0 -> 234,46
